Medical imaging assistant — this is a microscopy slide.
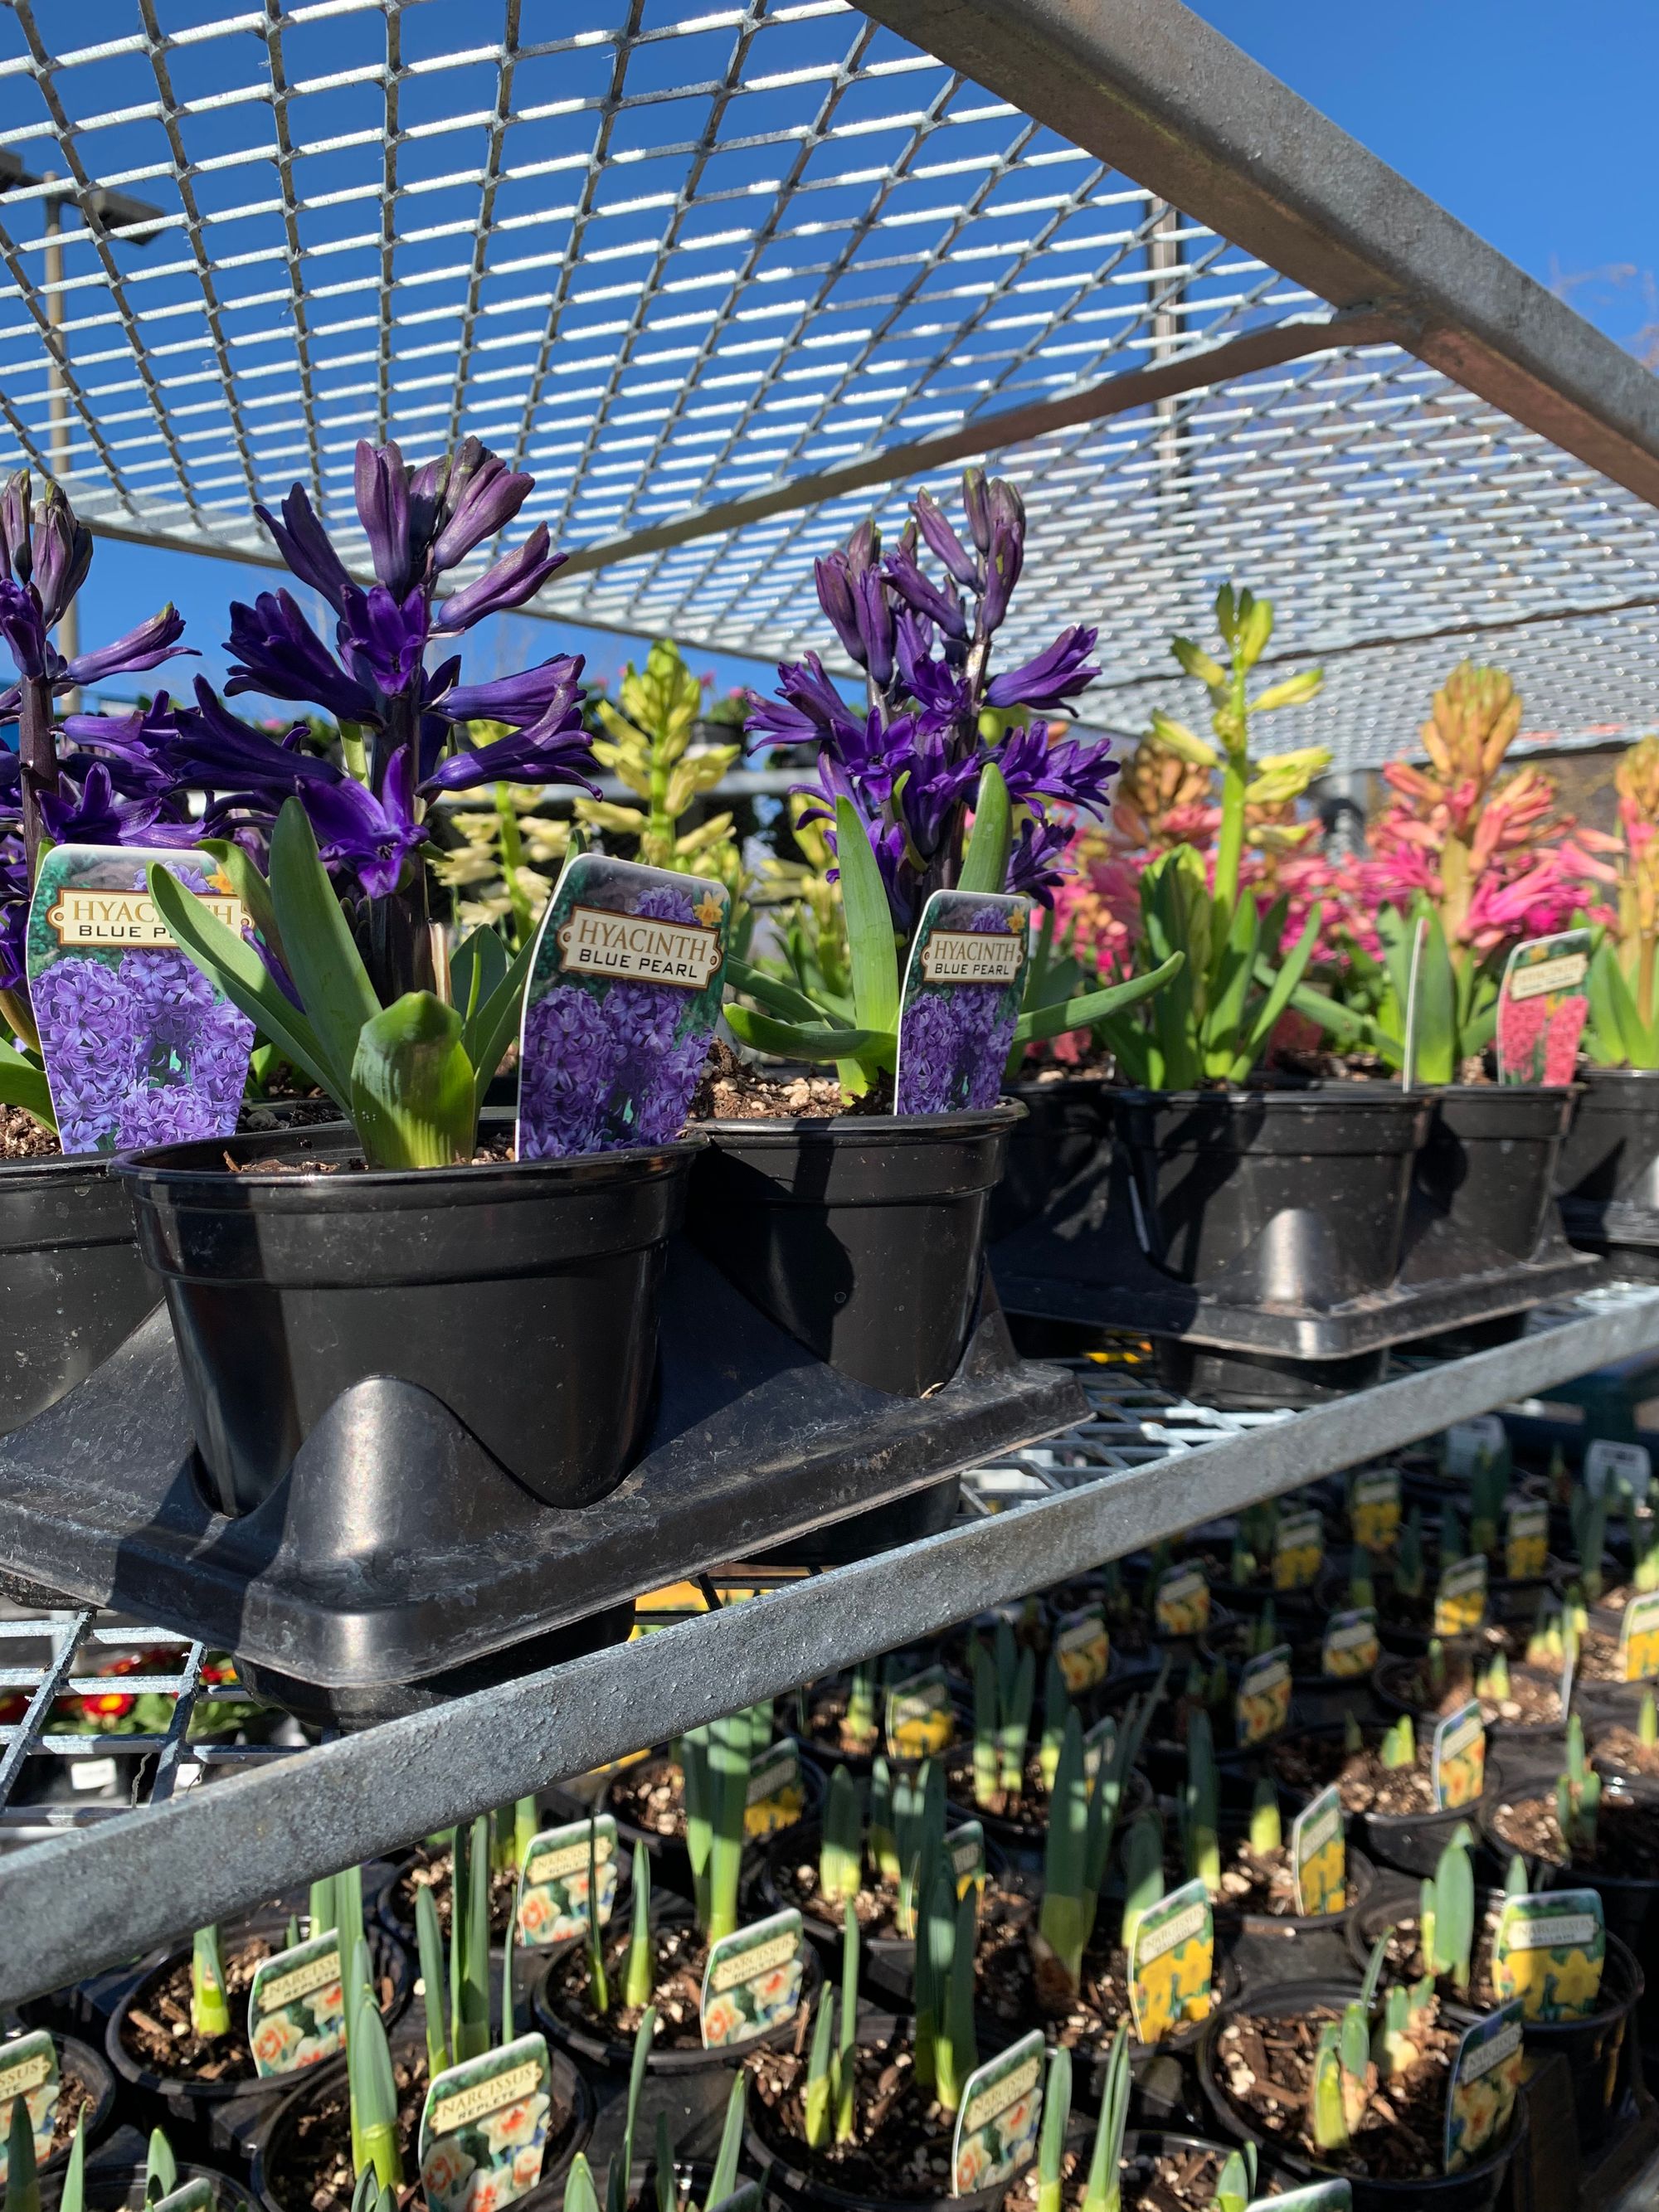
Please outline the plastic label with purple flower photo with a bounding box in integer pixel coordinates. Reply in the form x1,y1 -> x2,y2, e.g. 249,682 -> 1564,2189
26,844 -> 255,1155
893,890 -> 1029,1116
516,853 -> 727,1163
1496,928 -> 1592,1084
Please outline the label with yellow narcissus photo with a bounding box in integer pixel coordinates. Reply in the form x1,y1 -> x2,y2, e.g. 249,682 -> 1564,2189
1128,1877 -> 1214,2044
1321,1607 -> 1379,1680
1492,1889 -> 1605,2022
1291,1786 -> 1346,1918
949,2031 -> 1044,2200
246,1931 -> 346,2078
885,1665 -> 955,1761
1619,1591 -> 1659,1683
1432,1700 -> 1486,1811
0,2031 -> 58,2187
1153,1562 -> 1209,1638
1504,1499 -> 1549,1582
1433,1554 -> 1488,1639
1350,1467 -> 1400,1553
1272,1510 -> 1324,1592
744,1738 -> 807,1838
1443,2002 -> 1524,2173
1051,1605 -> 1110,1693
1234,1645 -> 1292,1748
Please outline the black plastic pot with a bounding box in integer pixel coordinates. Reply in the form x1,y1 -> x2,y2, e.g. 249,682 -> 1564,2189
72,2163 -> 256,2212
115,1125 -> 699,1516
1556,1065 -> 1659,1204
1113,1088 -> 1425,1305
4,2034 -> 117,2185
1345,1887 -> 1645,2157
105,1916 -> 411,2158
1410,1087 -> 1574,1262
1197,1978 -> 1525,2212
0,1155 -> 158,1438
688,1106 -> 1020,1398
987,1077 -> 1111,1242
251,2010 -> 592,2212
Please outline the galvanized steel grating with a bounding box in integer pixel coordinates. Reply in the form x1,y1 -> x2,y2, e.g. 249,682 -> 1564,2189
2,3 -> 1657,762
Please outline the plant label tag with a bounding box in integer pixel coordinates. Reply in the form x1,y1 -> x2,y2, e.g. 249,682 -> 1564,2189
885,1665 -> 954,1760
1235,1645 -> 1293,1748
418,2030 -> 553,2212
1443,2000 -> 1524,2173
1128,1875 -> 1214,2044
26,844 -> 255,1155
1321,1607 -> 1379,1679
699,1908 -> 804,2049
1082,1714 -> 1117,1786
1153,1562 -> 1209,1637
1432,1700 -> 1486,1811
1504,1499 -> 1550,1582
1492,1889 -> 1605,2020
0,2032 -> 58,2185
1272,1510 -> 1324,1592
1585,1438 -> 1652,1504
1052,1605 -> 1109,1692
513,1816 -> 618,1949
246,1930 -> 346,2076
745,1738 -> 807,1838
1496,930 -> 1592,1085
151,2185 -> 216,2212
1350,1468 -> 1401,1553
947,1820 -> 987,1897
1618,1590 -> 1659,1681
1292,1786 -> 1346,1917
1248,2185 -> 1353,2212
1443,1417 -> 1505,1479
1434,1554 -> 1488,1638
895,889 -> 1030,1116
517,853 -> 729,1160
949,2029 -> 1044,2198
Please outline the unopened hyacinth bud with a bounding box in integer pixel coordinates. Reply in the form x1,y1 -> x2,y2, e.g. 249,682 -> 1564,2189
0,470 -> 32,586
32,486 -> 92,629
844,514 -> 881,581
355,439 -> 413,596
429,436 -> 534,573
854,564 -> 894,688
913,488 -> 979,587
961,465 -> 991,554
815,552 -> 864,664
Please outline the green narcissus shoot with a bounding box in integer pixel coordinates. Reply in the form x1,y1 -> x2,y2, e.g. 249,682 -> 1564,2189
1358,1931 -> 1390,2014
705,1709 -> 751,1947
348,1986 -> 403,2190
1642,1691 -> 1658,1748
586,1821 -> 611,2021
451,1814 -> 492,2060
1037,2044 -> 1072,2212
336,1863 -> 367,1981
1039,1709 -> 1091,1991
1211,2148 -> 1256,2212
309,1874 -> 337,1942
1350,1548 -> 1375,1609
615,2006 -> 656,2212
1082,2026 -> 1131,2212
653,2112 -> 676,2212
1428,1639 -> 1446,1696
935,1886 -> 978,2117
416,1884 -> 451,2078
1340,1999 -> 1371,2120
625,1841 -> 655,2010
514,1796 -> 538,1874
1343,1709 -> 1364,1757
708,2070 -> 747,2212
1528,1593 -> 1564,1670
1379,1716 -> 1415,1770
1120,1809 -> 1165,1952
7,2093 -> 40,2212
564,2154 -> 601,2212
1228,1530 -> 1253,1587
191,1924 -> 230,2039
1478,1650 -> 1511,1700
1574,1495 -> 1610,1603
805,1995 -> 837,2150
1183,1710 -> 1221,1897
286,1914 -> 300,1952
1505,1855 -> 1529,1898
895,1762 -> 946,1940
59,2118 -> 85,2212
1248,1599 -> 1278,1660
1308,2020 -> 1350,2151
1470,1458 -> 1506,1558
1423,1834 -> 1475,1994
820,1765 -> 864,1903
1633,1514 -> 1659,1595
869,1757 -> 897,1884
681,1728 -> 713,1932
145,2128 -> 178,2205
501,1923 -> 516,2048
1379,1983 -> 1415,2078
846,1662 -> 878,1752
1440,1502 -> 1464,1567
351,2171 -> 395,2212
1039,1649 -> 1070,1795
999,1646 -> 1036,1800
1396,1508 -> 1425,1601
1558,1714 -> 1603,1854
1250,1777 -> 1282,1856
837,1912 -> 859,2145
972,1641 -> 999,1810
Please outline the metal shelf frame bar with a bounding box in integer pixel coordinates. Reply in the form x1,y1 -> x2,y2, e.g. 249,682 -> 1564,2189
2,1287 -> 1657,2009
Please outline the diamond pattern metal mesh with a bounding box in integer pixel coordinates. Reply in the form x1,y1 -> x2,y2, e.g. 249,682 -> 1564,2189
1,2 -> 1657,766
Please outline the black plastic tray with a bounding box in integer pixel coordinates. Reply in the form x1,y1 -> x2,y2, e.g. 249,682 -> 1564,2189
1560,1195 -> 1659,1282
992,1148 -> 1604,1359
0,1243 -> 1082,1724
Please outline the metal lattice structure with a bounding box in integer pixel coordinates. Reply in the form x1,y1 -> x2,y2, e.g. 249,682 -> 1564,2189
2,2 -> 1659,766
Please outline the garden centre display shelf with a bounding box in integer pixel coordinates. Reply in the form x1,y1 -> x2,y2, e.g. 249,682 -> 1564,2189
4,1278 -> 1659,2016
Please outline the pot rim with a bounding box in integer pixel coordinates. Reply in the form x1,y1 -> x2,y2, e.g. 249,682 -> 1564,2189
112,1130 -> 705,1196
697,1101 -> 1026,1142
1344,1889 -> 1646,2020
1115,1087 -> 1425,1114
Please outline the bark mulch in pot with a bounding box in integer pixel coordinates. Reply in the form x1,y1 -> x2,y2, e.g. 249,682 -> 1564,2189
747,2025 -> 983,2201
769,1849 -> 1024,1947
387,1845 -> 518,1942
998,2136 -> 1226,2212
538,1920 -> 713,2049
974,1893 -> 1196,2060
36,2062 -> 99,2161
1591,1726 -> 1659,1780
119,1932 -> 285,2084
1376,1655 -> 1561,1732
804,1685 -> 883,1766
1486,1791 -> 1659,1878
1271,1738 -> 1439,1819
1212,1999 -> 1462,2185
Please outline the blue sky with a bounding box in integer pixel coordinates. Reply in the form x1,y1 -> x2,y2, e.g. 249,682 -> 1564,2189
70,1 -> 1657,717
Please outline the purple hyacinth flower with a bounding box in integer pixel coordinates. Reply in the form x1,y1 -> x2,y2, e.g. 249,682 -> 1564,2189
912,489 -> 979,588
356,439 -> 414,596
38,763 -> 167,846
226,590 -> 380,724
429,440 -> 534,573
814,552 -> 865,666
0,580 -> 48,679
421,701 -> 600,795
984,625 -> 1099,712
995,718 -> 1118,817
883,539 -> 967,640
255,484 -> 354,615
338,581 -> 430,697
980,515 -> 1023,636
66,603 -> 192,688
32,489 -> 94,628
438,653 -> 586,729
431,526 -> 566,634
0,473 -> 32,586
